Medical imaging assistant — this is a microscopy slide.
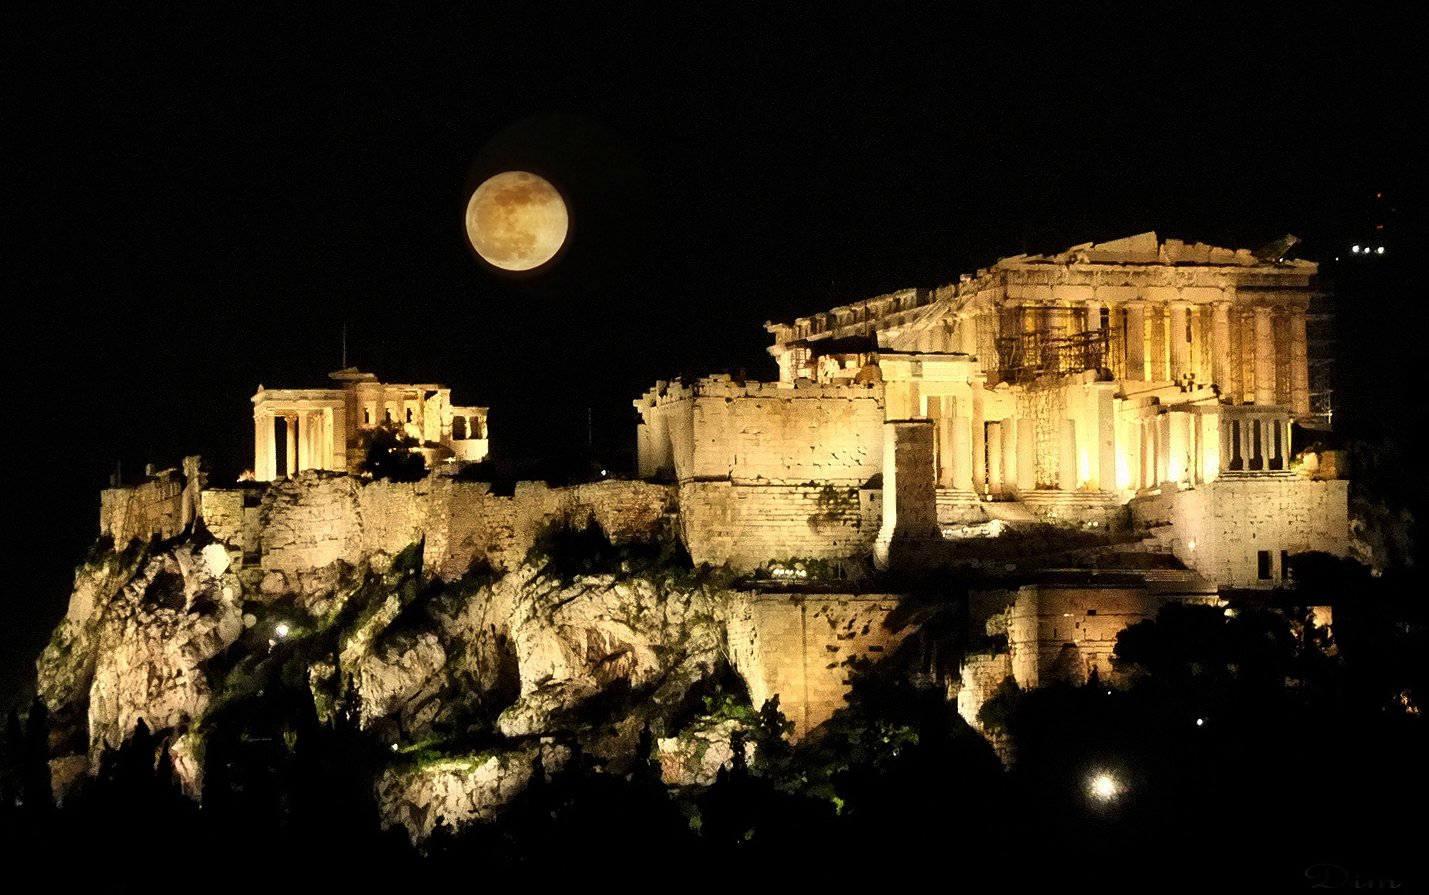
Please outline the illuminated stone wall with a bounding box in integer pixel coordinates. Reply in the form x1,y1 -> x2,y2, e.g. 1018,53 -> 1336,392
1007,584 -> 1157,689
728,591 -> 904,738
99,475 -> 186,545
251,472 -> 676,582
1129,476 -> 1350,587
635,376 -> 884,485
957,651 -> 1012,733
677,481 -> 880,572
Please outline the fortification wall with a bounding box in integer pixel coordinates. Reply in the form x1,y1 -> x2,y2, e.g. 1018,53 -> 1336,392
99,476 -> 185,545
1130,476 -> 1349,587
678,481 -> 880,571
254,473 -> 675,581
638,377 -> 884,485
729,591 -> 904,738
200,490 -> 245,546
1007,584 -> 1155,688
957,651 -> 1012,733
689,382 -> 884,484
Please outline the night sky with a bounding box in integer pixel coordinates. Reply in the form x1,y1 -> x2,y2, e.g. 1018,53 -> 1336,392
6,3 -> 1419,703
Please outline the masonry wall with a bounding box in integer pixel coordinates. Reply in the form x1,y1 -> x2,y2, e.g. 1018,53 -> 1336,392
638,377 -> 884,485
1130,477 -> 1349,587
689,383 -> 884,484
729,592 -> 904,738
957,652 -> 1012,733
1007,585 -> 1156,689
99,476 -> 185,545
678,481 -> 881,571
255,472 -> 676,582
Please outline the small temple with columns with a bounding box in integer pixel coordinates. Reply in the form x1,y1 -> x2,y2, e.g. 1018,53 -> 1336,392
250,368 -> 488,480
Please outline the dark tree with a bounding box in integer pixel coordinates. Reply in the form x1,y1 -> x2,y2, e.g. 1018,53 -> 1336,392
359,421 -> 428,482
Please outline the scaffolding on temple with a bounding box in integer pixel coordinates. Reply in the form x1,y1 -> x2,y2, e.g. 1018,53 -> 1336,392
995,329 -> 1110,385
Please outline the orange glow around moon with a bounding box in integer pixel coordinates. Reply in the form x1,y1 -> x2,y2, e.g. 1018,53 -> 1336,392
464,171 -> 569,271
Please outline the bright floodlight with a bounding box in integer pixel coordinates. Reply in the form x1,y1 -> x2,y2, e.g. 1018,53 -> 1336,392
1089,772 -> 1122,803
274,622 -> 291,639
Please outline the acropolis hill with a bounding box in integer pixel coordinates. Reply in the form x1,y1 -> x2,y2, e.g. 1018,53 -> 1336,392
36,232 -> 1350,840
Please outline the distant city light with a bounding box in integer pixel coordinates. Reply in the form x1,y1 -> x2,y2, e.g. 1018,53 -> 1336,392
1196,717 -> 1205,727
1089,772 -> 1123,803
1377,246 -> 1386,255
1352,245 -> 1361,253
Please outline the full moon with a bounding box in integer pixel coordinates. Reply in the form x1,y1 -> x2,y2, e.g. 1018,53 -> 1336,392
464,171 -> 569,271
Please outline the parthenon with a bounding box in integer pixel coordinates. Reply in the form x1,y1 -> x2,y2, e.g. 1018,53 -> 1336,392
251,368 -> 488,480
636,232 -> 1345,588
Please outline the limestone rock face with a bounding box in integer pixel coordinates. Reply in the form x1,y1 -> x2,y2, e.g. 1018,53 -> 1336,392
490,568 -> 726,742
86,545 -> 244,757
37,540 -> 244,765
375,743 -> 570,842
657,718 -> 756,787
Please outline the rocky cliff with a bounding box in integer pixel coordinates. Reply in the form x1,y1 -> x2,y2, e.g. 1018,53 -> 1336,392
36,491 -> 750,840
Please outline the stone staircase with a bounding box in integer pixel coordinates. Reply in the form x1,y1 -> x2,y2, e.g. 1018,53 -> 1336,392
1017,489 -> 1126,525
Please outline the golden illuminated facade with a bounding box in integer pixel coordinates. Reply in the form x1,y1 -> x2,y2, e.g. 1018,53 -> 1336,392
251,368 -> 488,480
638,232 -> 1347,588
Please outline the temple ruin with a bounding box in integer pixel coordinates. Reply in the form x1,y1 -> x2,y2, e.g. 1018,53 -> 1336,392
636,232 -> 1346,587
250,367 -> 488,480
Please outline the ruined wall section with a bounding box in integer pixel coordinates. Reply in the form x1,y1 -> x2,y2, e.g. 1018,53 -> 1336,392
636,376 -> 884,485
1130,476 -> 1349,587
689,379 -> 884,484
254,472 -> 676,583
1007,585 -> 1156,689
729,592 -> 904,738
679,482 -> 880,571
99,475 -> 185,545
259,474 -> 365,573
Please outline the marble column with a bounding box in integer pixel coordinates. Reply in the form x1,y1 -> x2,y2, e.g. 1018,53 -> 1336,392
1289,309 -> 1310,415
1017,418 -> 1036,491
1170,303 -> 1190,382
1211,302 -> 1232,398
987,422 -> 1003,495
1058,419 -> 1077,490
254,411 -> 273,481
1085,299 -> 1101,330
1001,417 -> 1019,496
972,384 -> 986,494
285,415 -> 298,478
1125,302 -> 1147,381
951,417 -> 972,490
1254,306 -> 1276,405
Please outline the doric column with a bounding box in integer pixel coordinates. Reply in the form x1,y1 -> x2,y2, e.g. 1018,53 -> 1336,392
1290,309 -> 1310,415
1141,419 -> 1156,487
1095,384 -> 1116,491
1169,303 -> 1190,382
936,400 -> 954,488
1058,419 -> 1078,490
285,415 -> 298,477
959,314 -> 978,356
1211,302 -> 1232,399
951,417 -> 972,490
987,422 -> 1004,495
1085,299 -> 1101,330
971,382 -> 986,494
1156,414 -> 1172,484
1001,417 -> 1019,497
1125,302 -> 1147,381
1254,306 -> 1276,405
1017,417 -> 1036,491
